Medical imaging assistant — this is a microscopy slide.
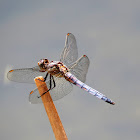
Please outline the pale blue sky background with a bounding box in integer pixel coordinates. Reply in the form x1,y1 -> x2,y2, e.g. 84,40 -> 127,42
0,0 -> 140,140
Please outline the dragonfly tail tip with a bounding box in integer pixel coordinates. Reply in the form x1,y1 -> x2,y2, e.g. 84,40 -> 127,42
112,102 -> 115,105
105,99 -> 115,105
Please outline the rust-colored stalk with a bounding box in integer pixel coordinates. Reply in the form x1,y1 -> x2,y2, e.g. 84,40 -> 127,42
34,76 -> 68,140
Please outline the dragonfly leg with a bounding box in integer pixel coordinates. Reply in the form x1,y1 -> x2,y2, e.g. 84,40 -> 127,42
36,73 -> 48,82
49,74 -> 52,89
44,73 -> 48,81
38,75 -> 56,98
52,75 -> 56,87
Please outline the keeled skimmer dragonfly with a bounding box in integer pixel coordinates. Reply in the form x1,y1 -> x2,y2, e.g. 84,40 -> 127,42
7,33 -> 115,105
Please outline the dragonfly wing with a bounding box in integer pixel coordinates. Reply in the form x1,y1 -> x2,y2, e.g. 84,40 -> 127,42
29,77 -> 73,104
69,55 -> 90,83
7,66 -> 47,84
60,33 -> 78,67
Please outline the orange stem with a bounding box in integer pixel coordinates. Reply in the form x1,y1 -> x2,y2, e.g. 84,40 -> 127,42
34,76 -> 68,140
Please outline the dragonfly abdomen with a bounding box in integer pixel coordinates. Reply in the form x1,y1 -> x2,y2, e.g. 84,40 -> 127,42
65,72 -> 115,105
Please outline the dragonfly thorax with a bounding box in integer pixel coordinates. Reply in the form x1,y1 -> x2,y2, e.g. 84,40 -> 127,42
38,59 -> 69,77
47,61 -> 69,77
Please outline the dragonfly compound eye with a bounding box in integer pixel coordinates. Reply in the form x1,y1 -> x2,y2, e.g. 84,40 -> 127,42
44,59 -> 49,63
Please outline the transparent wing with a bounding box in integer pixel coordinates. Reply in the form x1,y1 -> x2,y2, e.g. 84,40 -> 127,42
7,66 -> 47,84
60,33 -> 78,67
29,77 -> 73,104
69,55 -> 90,83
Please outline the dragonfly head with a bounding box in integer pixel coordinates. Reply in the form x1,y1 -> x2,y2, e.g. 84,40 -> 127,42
38,59 -> 49,71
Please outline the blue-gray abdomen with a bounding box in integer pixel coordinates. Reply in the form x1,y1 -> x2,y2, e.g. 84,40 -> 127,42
65,72 -> 115,105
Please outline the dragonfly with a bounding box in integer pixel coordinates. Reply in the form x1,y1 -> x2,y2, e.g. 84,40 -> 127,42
7,33 -> 115,105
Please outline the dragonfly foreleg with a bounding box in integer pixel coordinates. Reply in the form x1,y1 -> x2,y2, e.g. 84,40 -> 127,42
52,75 -> 56,87
35,73 -> 48,83
38,75 -> 56,98
49,74 -> 52,89
44,73 -> 48,81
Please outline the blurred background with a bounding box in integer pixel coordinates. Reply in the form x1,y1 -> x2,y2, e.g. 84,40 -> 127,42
0,0 -> 140,140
